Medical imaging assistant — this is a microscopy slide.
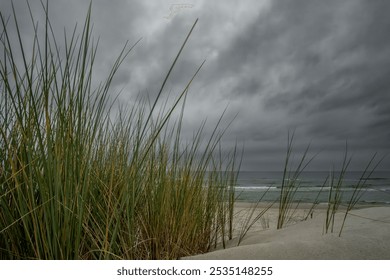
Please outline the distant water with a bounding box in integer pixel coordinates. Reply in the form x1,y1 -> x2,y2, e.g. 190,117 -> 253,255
234,171 -> 390,204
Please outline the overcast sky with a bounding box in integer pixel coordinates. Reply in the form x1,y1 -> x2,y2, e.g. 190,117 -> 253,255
2,0 -> 389,171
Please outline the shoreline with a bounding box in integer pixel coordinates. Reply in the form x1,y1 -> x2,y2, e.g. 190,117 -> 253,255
233,201 -> 390,209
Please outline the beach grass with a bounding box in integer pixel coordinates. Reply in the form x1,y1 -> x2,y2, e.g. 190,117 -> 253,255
236,188 -> 274,246
0,3 -> 239,259
337,153 -> 383,236
276,132 -> 315,229
324,144 -> 351,234
322,142 -> 385,236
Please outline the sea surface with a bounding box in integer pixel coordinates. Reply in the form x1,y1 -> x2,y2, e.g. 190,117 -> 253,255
234,171 -> 390,204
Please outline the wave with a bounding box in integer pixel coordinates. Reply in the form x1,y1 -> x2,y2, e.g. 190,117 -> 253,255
234,185 -> 390,192
234,186 -> 277,190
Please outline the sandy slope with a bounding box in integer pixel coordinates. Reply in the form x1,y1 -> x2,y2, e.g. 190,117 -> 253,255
184,206 -> 390,259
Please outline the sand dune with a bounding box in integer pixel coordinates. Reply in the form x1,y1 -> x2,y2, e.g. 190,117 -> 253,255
184,205 -> 390,259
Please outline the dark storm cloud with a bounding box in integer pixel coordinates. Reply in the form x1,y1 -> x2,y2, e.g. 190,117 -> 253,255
1,0 -> 389,170
195,0 -> 390,170
0,0 -> 145,89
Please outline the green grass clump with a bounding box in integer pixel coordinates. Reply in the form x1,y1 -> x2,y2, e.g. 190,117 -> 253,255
324,143 -> 384,236
0,3 -> 238,259
324,144 -> 350,234
277,132 -> 315,229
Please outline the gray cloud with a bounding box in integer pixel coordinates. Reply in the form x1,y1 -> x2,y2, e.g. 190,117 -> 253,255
1,0 -> 389,171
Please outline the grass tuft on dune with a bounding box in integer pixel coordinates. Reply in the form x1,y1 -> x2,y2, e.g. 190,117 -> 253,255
0,2 -> 238,260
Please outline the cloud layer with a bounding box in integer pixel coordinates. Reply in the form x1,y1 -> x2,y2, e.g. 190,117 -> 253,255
2,0 -> 389,170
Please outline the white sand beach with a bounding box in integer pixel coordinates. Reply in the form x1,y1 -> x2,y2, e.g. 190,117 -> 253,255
184,203 -> 390,259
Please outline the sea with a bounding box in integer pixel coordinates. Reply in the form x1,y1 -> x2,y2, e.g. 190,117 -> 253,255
234,171 -> 390,205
